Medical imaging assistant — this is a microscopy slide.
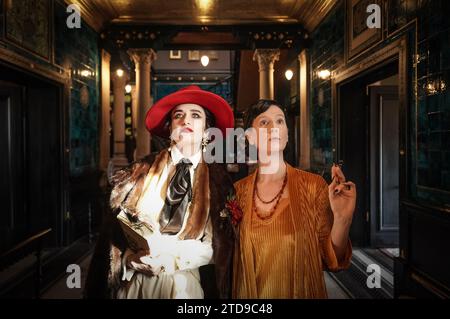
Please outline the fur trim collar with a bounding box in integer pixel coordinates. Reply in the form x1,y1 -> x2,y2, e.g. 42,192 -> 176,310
109,149 -> 210,240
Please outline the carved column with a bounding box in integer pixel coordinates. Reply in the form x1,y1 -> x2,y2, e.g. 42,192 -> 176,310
298,50 -> 311,170
111,70 -> 129,168
130,85 -> 138,138
127,49 -> 157,160
99,50 -> 111,173
253,49 -> 280,99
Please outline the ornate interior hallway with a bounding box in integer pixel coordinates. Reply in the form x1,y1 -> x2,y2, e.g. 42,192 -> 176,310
1,0 -> 449,300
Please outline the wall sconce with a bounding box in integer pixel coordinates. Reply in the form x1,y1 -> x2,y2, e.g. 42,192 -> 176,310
116,69 -> 124,77
423,76 -> 447,96
201,55 -> 210,67
425,82 -> 438,95
81,70 -> 91,77
317,69 -> 331,80
285,69 -> 294,81
125,84 -> 132,94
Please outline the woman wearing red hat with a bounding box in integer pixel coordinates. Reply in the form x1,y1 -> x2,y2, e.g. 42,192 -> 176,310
85,86 -> 237,299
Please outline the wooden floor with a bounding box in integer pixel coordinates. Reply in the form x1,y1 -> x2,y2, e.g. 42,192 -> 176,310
41,253 -> 92,299
41,253 -> 350,299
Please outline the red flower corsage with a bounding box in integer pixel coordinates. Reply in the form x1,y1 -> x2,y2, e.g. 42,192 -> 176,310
225,194 -> 243,226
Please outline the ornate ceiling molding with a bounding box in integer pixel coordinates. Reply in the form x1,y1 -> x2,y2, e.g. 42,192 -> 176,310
64,0 -> 338,33
292,0 -> 338,32
100,24 -> 310,51
64,0 -> 118,32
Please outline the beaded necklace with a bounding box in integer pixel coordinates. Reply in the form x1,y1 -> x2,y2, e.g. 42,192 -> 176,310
253,168 -> 288,220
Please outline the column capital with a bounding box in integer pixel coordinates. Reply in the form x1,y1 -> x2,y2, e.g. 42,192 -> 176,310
127,48 -> 157,67
102,49 -> 111,63
298,49 -> 308,63
253,49 -> 280,72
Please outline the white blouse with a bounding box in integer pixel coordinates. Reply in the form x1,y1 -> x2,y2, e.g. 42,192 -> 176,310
118,147 -> 213,299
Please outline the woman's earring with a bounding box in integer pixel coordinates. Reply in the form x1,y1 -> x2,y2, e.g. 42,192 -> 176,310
201,137 -> 209,153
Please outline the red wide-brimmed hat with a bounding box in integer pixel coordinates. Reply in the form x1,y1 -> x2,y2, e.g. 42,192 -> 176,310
146,85 -> 234,138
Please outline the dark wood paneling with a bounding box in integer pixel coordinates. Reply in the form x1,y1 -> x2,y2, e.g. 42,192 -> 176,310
396,201 -> 450,298
26,85 -> 61,242
0,81 -> 25,253
407,202 -> 450,288
339,78 -> 369,247
332,37 -> 408,247
0,63 -> 64,252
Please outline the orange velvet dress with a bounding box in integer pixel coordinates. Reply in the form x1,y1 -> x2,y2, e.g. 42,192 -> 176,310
233,164 -> 352,299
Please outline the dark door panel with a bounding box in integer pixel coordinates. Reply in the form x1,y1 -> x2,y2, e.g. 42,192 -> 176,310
0,70 -> 62,253
337,61 -> 399,247
370,86 -> 399,247
0,81 -> 26,252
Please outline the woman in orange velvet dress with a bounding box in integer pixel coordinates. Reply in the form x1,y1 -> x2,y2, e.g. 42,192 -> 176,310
233,100 -> 357,299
